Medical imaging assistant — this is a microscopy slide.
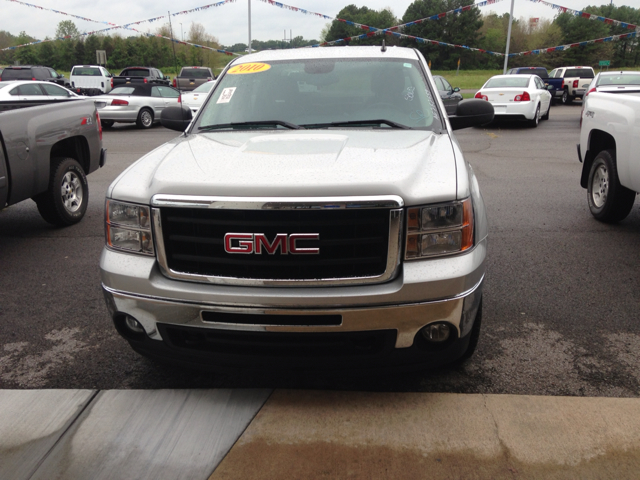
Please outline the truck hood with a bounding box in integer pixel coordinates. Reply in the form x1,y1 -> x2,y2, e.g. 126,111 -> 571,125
109,129 -> 459,207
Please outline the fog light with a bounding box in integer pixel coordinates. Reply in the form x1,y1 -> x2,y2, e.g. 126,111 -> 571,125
125,316 -> 145,334
421,323 -> 451,343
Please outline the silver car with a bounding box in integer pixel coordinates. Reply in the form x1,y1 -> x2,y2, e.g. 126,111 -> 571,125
101,46 -> 493,370
94,84 -> 181,129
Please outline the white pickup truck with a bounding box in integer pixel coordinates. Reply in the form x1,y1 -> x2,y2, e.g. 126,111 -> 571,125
578,74 -> 640,222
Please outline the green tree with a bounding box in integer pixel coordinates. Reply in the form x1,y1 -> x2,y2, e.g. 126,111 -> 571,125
401,0 -> 484,69
552,11 -> 611,67
84,35 -> 102,65
55,20 -> 80,39
325,5 -> 398,46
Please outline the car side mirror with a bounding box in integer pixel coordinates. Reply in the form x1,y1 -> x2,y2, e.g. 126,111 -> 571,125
448,99 -> 494,130
453,87 -> 460,92
161,106 -> 193,132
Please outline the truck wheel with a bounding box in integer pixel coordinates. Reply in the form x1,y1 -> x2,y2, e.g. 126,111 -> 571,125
101,120 -> 114,129
587,149 -> 636,223
136,108 -> 154,129
561,89 -> 572,105
528,105 -> 540,128
34,157 -> 88,227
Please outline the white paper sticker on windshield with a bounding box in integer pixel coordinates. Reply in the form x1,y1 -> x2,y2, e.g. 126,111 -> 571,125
217,87 -> 236,104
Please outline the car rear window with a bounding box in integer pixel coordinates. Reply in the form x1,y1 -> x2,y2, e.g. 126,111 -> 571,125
564,69 -> 594,78
484,77 -> 530,88
72,67 -> 102,76
110,86 -> 136,95
516,68 -> 548,79
597,73 -> 640,86
1,69 -> 32,80
181,68 -> 212,78
120,68 -> 150,77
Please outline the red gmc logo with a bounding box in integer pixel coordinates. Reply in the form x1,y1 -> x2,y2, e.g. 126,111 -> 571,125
224,233 -> 320,255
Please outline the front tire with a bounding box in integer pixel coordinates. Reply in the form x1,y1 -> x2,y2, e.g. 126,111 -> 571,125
136,108 -> 154,129
34,157 -> 88,227
454,299 -> 482,365
528,105 -> 540,128
587,149 -> 636,223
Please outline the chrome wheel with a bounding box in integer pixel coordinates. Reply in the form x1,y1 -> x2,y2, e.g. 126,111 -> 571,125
60,171 -> 83,213
591,164 -> 608,208
140,109 -> 153,127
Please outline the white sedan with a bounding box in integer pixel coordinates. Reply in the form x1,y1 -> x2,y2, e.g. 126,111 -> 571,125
0,80 -> 82,101
93,83 -> 181,129
180,80 -> 215,114
474,74 -> 552,128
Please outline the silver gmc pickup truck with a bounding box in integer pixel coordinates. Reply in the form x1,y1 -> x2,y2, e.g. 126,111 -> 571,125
101,46 -> 493,370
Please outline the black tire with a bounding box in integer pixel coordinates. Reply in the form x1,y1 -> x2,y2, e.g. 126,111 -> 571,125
561,89 -> 572,105
541,102 -> 550,121
34,157 -> 88,227
455,299 -> 483,365
587,149 -> 636,223
101,120 -> 114,129
528,105 -> 540,128
136,107 -> 154,129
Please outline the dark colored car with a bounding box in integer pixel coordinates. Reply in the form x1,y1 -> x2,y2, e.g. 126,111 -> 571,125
112,67 -> 170,87
432,75 -> 463,115
173,66 -> 216,91
0,65 -> 70,87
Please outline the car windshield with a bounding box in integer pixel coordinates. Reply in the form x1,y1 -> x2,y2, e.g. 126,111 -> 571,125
517,68 -> 548,79
193,81 -> 215,93
120,69 -> 149,77
564,69 -> 594,78
72,67 -> 102,76
597,73 -> 640,86
484,77 -> 530,88
196,58 -> 442,131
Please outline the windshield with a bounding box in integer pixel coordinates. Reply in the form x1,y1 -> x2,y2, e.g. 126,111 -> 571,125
564,69 -> 594,78
193,81 -> 215,93
196,58 -> 442,131
484,77 -> 530,88
72,67 -> 102,76
110,87 -> 135,95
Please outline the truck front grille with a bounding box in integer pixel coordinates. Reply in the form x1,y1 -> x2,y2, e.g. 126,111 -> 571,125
158,207 -> 392,281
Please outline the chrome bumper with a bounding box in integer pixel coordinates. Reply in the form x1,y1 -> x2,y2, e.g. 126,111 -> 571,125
102,276 -> 483,349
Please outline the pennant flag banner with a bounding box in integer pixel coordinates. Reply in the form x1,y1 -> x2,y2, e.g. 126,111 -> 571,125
1,0 -> 240,55
257,0 -> 504,35
4,0 -> 238,29
526,0 -> 639,31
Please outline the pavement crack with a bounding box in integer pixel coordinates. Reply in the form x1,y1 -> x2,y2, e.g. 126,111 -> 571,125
482,394 -> 519,479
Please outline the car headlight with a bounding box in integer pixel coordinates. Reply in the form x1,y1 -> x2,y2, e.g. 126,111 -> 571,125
405,198 -> 473,259
105,199 -> 154,255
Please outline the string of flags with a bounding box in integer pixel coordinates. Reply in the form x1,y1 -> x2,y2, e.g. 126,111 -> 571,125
526,0 -> 639,31
4,0 -> 238,29
1,0 -> 241,55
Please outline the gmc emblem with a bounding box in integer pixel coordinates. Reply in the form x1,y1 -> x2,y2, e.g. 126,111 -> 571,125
224,233 -> 320,255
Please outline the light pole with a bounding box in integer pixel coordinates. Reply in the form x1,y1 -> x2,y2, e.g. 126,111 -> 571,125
248,0 -> 252,53
180,23 -> 183,41
503,0 -> 515,74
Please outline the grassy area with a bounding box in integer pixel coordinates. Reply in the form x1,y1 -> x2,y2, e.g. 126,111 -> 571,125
432,69 -> 503,90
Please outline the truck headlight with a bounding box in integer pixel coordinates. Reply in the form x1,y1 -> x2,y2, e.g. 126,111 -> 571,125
105,199 -> 154,255
405,198 -> 473,259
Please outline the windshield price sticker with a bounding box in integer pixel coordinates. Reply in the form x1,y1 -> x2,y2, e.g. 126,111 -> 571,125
217,87 -> 237,104
228,63 -> 271,75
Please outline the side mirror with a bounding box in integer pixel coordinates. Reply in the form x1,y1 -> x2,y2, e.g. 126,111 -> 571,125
453,87 -> 460,93
161,106 -> 193,132
448,99 -> 494,130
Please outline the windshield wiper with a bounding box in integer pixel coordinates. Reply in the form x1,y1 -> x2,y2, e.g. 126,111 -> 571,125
301,119 -> 410,130
199,120 -> 301,131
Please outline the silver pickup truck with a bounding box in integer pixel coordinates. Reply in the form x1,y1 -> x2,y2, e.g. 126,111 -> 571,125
0,99 -> 106,226
100,46 -> 493,371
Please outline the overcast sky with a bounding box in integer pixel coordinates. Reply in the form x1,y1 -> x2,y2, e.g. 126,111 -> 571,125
3,0 -> 640,48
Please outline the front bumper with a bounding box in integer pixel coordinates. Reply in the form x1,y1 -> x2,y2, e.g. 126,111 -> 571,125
101,239 -> 486,368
